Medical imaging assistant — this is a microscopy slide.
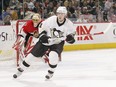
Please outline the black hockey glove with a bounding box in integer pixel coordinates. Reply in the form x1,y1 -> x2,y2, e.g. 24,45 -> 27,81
66,34 -> 75,44
39,31 -> 50,43
39,35 -> 50,43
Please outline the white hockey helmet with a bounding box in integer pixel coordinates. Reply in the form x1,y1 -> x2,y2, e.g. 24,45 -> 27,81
56,6 -> 67,14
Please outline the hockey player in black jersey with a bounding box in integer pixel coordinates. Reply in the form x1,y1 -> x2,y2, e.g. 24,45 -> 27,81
13,6 -> 76,80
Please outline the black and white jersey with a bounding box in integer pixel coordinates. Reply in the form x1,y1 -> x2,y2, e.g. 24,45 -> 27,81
39,15 -> 75,45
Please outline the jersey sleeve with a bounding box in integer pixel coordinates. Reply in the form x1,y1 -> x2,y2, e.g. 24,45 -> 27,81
39,20 -> 50,34
67,20 -> 76,36
18,21 -> 31,37
65,20 -> 76,44
22,21 -> 31,34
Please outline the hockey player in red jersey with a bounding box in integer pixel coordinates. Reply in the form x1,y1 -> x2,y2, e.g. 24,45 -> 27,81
13,13 -> 42,50
13,6 -> 76,80
12,13 -> 48,66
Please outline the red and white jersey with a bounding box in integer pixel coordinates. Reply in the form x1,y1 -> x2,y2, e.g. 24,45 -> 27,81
22,20 -> 38,34
19,20 -> 43,37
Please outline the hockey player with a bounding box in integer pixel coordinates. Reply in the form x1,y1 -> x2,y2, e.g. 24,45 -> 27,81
13,6 -> 76,80
12,13 -> 46,66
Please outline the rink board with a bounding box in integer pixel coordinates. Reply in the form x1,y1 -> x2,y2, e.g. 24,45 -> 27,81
64,22 -> 116,51
64,43 -> 116,51
0,22 -> 116,60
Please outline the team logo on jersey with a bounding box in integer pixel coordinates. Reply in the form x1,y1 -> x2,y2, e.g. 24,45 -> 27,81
50,28 -> 64,38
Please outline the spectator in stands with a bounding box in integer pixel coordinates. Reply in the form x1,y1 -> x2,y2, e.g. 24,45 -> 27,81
11,7 -> 18,20
64,0 -> 69,7
18,0 -> 26,3
81,7 -> 88,14
9,0 -> 19,8
0,1 -> 2,17
36,0 -> 42,3
104,0 -> 112,11
112,2 -> 116,15
20,2 -> 29,19
27,0 -> 35,11
33,1 -> 43,16
0,0 -> 115,22
88,6 -> 97,22
0,7 -> 11,23
47,2 -> 54,13
75,7 -> 81,19
3,0 -> 11,11
4,15 -> 11,25
103,9 -> 108,22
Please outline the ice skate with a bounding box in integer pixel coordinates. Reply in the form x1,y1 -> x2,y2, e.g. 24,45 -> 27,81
45,70 -> 54,80
13,68 -> 24,78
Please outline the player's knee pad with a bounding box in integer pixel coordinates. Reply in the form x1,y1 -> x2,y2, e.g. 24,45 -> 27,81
49,64 -> 57,68
20,53 -> 40,70
49,51 -> 59,65
22,61 -> 30,67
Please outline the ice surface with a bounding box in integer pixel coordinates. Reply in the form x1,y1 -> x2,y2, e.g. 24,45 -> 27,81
1,49 -> 116,87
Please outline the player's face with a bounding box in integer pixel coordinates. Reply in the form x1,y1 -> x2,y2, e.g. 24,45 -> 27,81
32,18 -> 41,27
57,13 -> 66,23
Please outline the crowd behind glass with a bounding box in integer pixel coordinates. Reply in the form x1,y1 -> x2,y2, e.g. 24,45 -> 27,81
0,0 -> 116,25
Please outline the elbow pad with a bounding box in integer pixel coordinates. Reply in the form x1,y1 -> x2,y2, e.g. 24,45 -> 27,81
66,34 -> 75,44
